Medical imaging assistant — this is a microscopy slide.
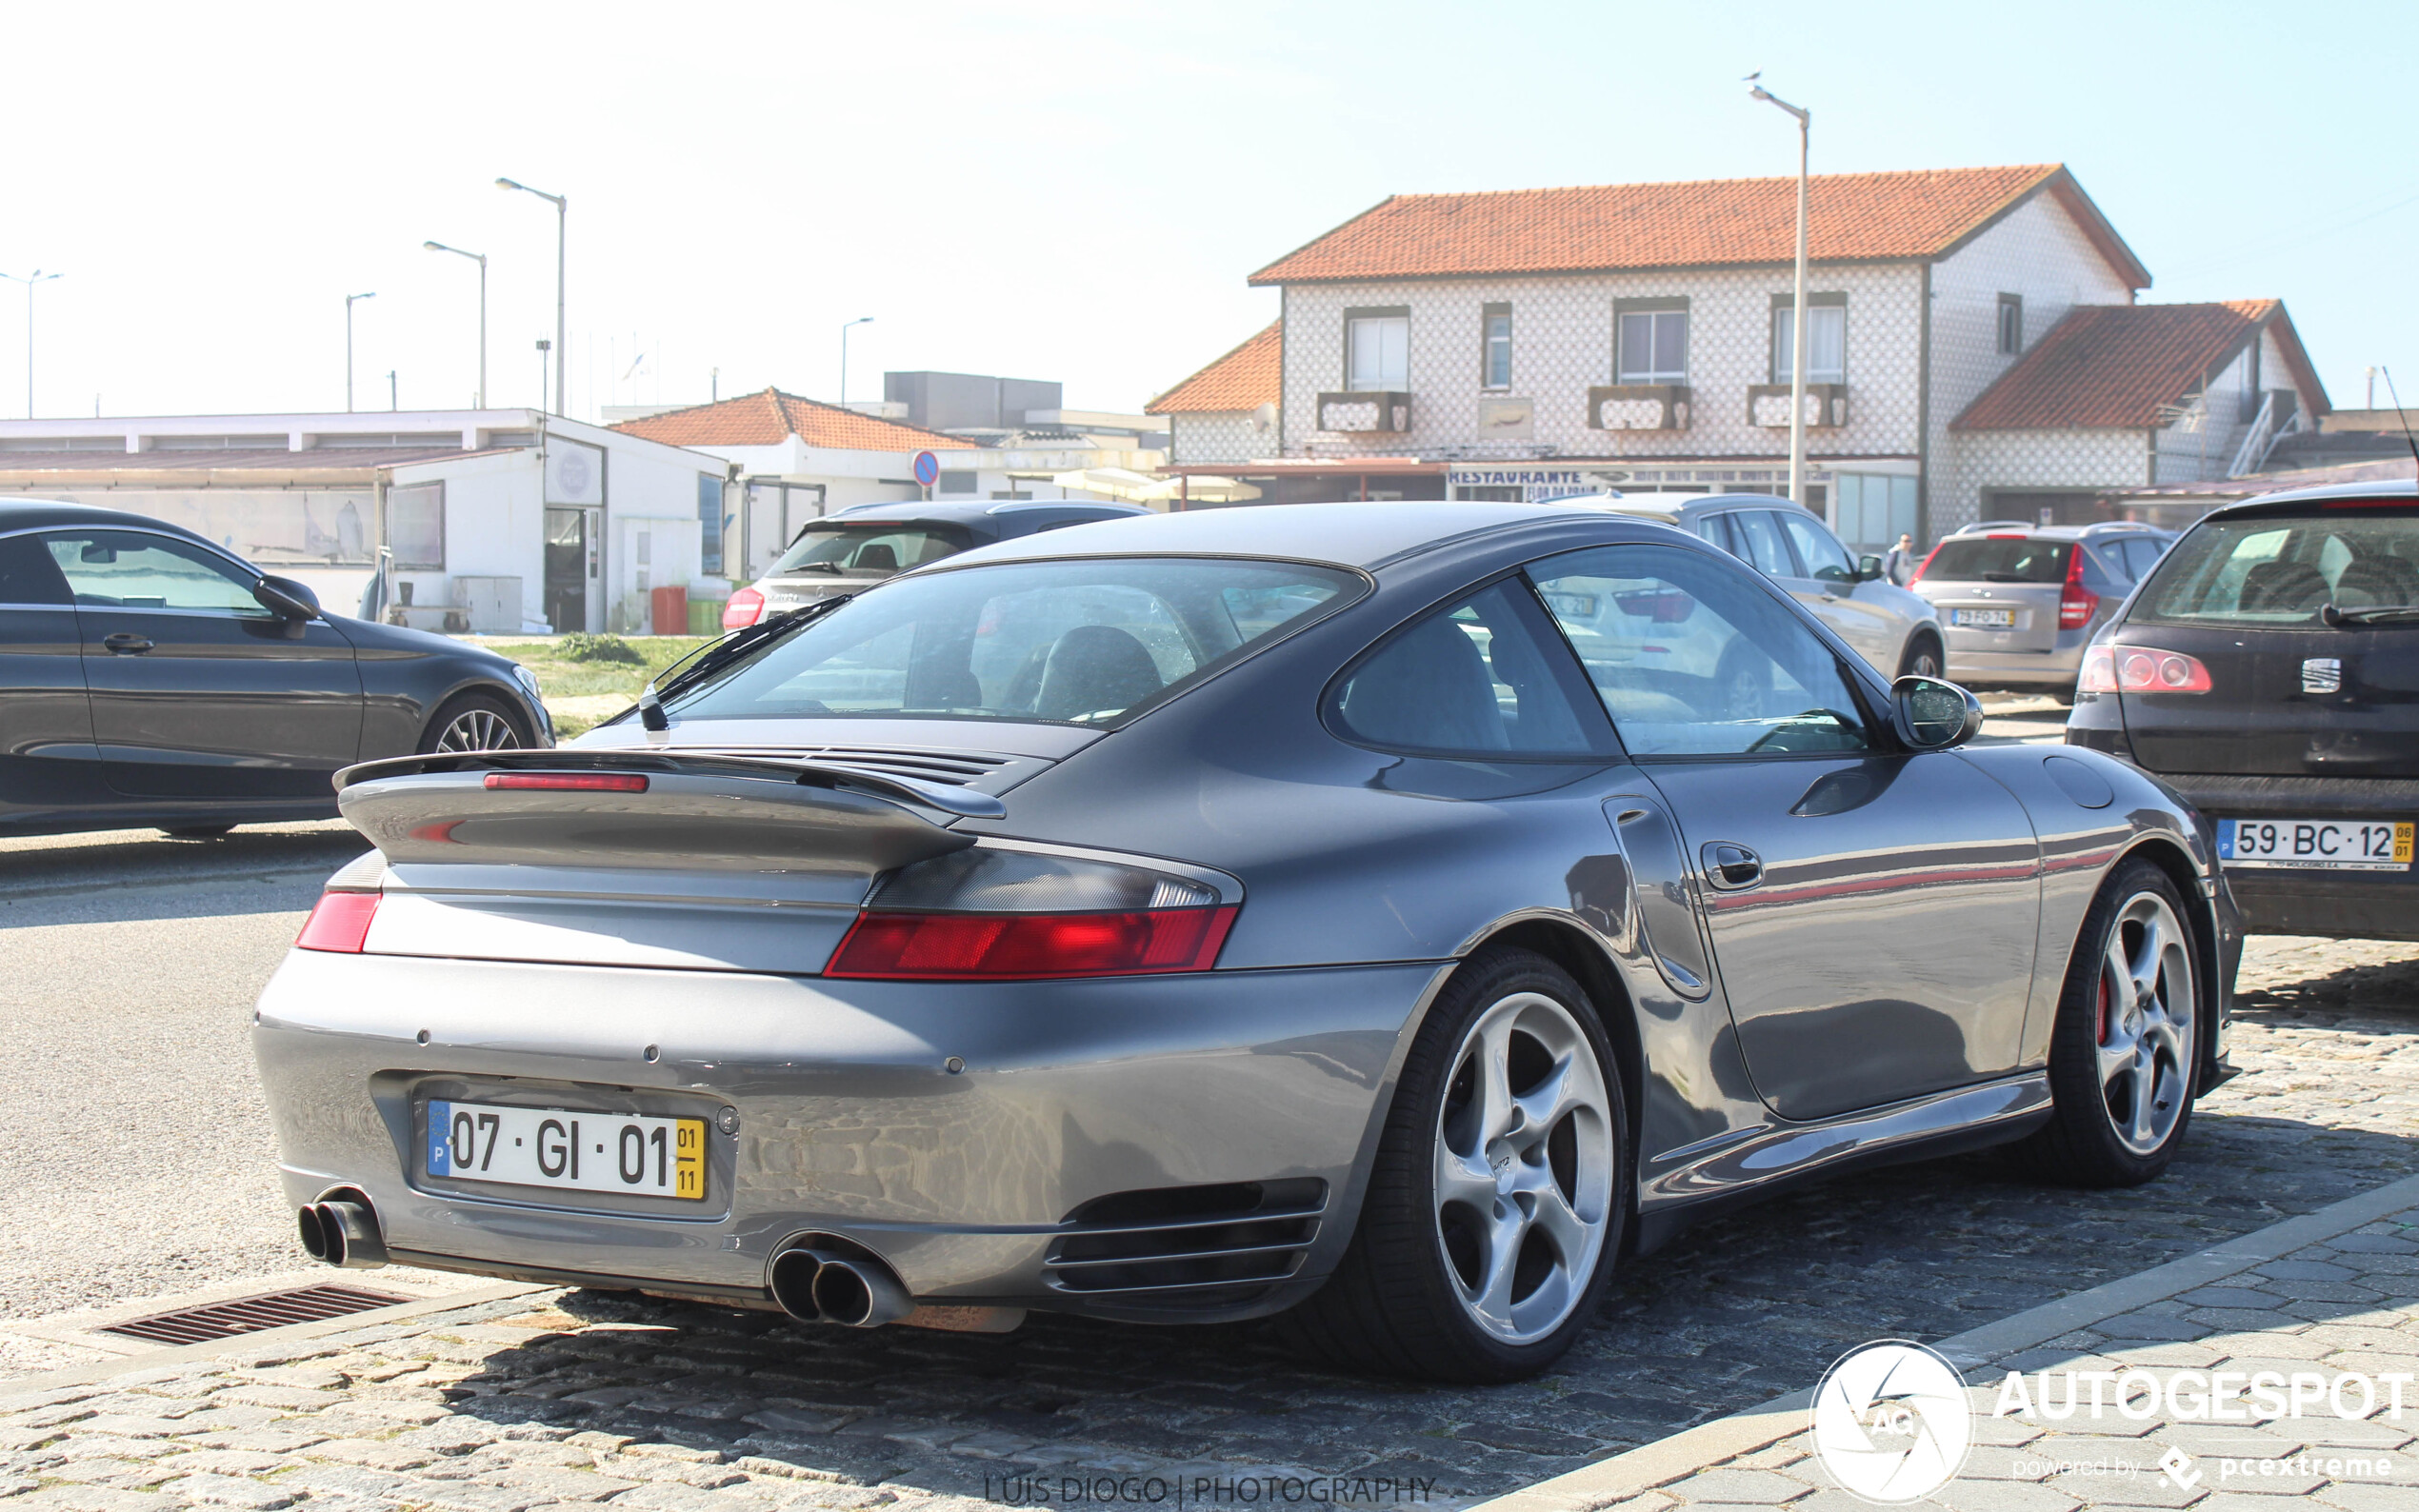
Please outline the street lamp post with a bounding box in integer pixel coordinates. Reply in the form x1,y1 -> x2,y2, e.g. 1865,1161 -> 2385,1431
497,177 -> 567,416
345,291 -> 376,412
1749,77 -> 1812,518
1,270 -> 62,420
839,316 -> 874,406
536,339 -> 551,413
423,242 -> 488,408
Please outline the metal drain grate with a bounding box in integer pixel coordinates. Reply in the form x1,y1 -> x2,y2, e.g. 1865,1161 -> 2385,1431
100,1283 -> 410,1346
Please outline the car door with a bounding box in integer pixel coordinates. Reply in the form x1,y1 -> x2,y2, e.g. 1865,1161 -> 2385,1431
42,528 -> 365,801
1529,540 -> 2042,1120
1777,510 -> 1902,672
0,530 -> 106,820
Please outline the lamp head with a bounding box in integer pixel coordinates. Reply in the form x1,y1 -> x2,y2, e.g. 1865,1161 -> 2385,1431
1749,85 -> 1771,102
495,177 -> 521,191
423,241 -> 444,252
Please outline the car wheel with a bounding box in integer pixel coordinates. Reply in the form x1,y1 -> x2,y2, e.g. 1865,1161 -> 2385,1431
1896,632 -> 1944,681
2013,857 -> 2200,1187
1281,946 -> 1627,1382
1714,641 -> 1770,720
159,825 -> 235,839
419,691 -> 534,755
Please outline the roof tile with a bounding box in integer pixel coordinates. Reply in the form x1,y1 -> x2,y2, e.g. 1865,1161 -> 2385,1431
610,388 -> 976,451
1147,323 -> 1281,414
1952,301 -> 2287,430
1247,166 -> 2144,285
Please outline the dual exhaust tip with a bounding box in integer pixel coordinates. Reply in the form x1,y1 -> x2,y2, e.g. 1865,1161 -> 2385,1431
297,1198 -> 388,1269
769,1244 -> 911,1328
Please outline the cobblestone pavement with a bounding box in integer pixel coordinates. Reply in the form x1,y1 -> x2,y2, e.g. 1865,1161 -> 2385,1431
1578,1199 -> 2419,1511
0,936 -> 2413,1511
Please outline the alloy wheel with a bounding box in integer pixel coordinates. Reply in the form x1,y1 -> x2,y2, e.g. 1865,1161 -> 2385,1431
1431,991 -> 1614,1345
1909,644 -> 1942,678
436,707 -> 522,753
2094,891 -> 2196,1155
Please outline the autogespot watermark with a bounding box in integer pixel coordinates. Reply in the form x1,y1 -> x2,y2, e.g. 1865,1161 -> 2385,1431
1811,1342 -> 2412,1504
981,1476 -> 1441,1506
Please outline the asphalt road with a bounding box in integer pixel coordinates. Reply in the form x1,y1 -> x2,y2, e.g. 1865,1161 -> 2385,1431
0,822 -> 366,1321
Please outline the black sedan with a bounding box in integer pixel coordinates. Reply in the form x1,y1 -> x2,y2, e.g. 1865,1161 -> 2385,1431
0,498 -> 550,839
2068,481 -> 2419,941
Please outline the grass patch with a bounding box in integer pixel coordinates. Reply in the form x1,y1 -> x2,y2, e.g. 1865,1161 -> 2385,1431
487,635 -> 715,737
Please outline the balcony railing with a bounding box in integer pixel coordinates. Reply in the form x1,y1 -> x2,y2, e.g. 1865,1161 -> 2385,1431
1748,384 -> 1848,429
1316,391 -> 1410,433
1587,384 -> 1690,431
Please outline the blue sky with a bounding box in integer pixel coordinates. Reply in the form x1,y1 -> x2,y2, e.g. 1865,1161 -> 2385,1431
2,0 -> 2409,420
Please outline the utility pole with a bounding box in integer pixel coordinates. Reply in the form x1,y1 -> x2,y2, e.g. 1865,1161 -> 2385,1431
1749,77 -> 1812,518
345,291 -> 376,411
1,270 -> 63,420
537,339 -> 551,413
497,177 -> 567,416
423,242 -> 487,407
387,370 -> 397,411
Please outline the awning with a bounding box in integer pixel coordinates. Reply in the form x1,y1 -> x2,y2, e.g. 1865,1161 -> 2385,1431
1050,468 -> 1262,505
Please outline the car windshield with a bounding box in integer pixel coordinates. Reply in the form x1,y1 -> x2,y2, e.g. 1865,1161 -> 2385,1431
1922,536 -> 2073,583
769,522 -> 971,577
2134,508 -> 2419,627
663,557 -> 1362,725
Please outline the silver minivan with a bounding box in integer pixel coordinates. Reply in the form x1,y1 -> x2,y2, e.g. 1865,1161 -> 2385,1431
1581,494 -> 1946,679
1912,521 -> 2175,698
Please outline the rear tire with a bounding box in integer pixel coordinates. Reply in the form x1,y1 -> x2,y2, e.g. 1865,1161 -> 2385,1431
418,691 -> 534,755
1280,946 -> 1628,1383
2012,857 -> 2200,1187
1896,633 -> 1944,681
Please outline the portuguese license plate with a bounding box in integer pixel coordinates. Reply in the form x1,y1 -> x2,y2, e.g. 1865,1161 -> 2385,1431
2218,819 -> 2414,871
425,1101 -> 707,1201
1952,607 -> 2017,628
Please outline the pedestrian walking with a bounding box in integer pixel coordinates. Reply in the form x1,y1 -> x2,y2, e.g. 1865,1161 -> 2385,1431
1883,532 -> 1918,586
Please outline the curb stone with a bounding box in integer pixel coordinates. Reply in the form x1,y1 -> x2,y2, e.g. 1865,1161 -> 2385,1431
1473,1168 -> 2419,1512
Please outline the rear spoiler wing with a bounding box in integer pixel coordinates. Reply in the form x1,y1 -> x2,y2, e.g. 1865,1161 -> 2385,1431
336,748 -> 1007,821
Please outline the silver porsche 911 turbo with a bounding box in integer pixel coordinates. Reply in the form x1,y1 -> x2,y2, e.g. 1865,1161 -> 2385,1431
255,501 -> 2240,1383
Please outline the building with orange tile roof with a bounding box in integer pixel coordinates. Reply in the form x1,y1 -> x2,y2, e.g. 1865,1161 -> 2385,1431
1156,164 -> 2329,543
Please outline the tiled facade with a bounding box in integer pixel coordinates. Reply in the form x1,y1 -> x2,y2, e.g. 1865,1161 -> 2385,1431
1168,409 -> 1271,467
1948,429 -> 2152,520
1279,265 -> 1926,466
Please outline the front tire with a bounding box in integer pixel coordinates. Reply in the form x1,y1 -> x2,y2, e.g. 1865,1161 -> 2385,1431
2014,857 -> 2200,1187
1896,632 -> 1944,681
418,691 -> 534,755
1281,947 -> 1627,1382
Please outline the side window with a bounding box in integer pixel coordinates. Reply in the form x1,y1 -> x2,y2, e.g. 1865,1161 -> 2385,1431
1729,510 -> 1799,578
2079,547 -> 2120,592
0,535 -> 72,605
46,531 -> 266,616
1779,512 -> 1857,585
2120,538 -> 2165,579
1530,544 -> 1872,758
1330,580 -> 1601,758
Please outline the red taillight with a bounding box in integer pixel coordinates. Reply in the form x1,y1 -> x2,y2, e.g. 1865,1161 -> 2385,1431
296,891 -> 380,953
1909,543 -> 1942,586
2058,547 -> 2098,630
484,771 -> 650,792
826,906 -> 1240,981
2084,644 -> 2211,695
722,587 -> 765,629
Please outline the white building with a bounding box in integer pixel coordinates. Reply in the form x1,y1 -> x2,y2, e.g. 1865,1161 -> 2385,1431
1159,164 -> 2329,547
611,388 -> 1167,585
0,409 -> 725,634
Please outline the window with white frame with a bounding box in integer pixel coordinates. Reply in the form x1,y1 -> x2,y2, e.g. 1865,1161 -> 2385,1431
1482,304 -> 1512,389
1347,311 -> 1409,391
1770,296 -> 1846,384
1615,305 -> 1689,384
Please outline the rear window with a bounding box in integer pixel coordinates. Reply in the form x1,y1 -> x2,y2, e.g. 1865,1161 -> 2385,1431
1921,536 -> 2073,583
2134,510 -> 2419,627
663,557 -> 1362,726
769,522 -> 971,578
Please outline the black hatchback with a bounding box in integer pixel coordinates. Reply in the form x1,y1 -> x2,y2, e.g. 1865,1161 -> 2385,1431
2067,482 -> 2419,941
0,498 -> 551,839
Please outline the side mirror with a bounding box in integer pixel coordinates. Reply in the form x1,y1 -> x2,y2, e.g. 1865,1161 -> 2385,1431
254,573 -> 321,621
1858,554 -> 1885,581
1892,675 -> 1983,750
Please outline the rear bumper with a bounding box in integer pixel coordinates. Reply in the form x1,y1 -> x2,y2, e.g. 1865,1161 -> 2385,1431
1943,646 -> 2086,687
253,949 -> 1443,1323
2143,773 -> 2419,942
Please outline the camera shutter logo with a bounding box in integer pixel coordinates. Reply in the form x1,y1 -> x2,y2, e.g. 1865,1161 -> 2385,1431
2303,657 -> 2342,694
1810,1341 -> 1973,1503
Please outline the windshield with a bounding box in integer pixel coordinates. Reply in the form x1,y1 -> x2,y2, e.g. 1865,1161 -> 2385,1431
2134,509 -> 2419,627
664,557 -> 1362,725
1922,536 -> 2073,583
769,522 -> 971,578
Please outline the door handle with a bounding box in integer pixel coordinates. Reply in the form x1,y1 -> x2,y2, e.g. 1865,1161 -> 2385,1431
1702,841 -> 1763,890
102,633 -> 154,655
